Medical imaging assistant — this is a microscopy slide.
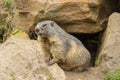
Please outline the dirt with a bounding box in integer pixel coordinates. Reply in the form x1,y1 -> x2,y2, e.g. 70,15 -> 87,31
65,67 -> 104,80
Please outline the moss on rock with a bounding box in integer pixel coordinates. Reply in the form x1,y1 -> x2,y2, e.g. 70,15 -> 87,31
105,70 -> 120,80
5,0 -> 12,4
11,29 -> 23,35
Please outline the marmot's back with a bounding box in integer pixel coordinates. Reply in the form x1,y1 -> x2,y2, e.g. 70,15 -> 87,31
59,34 -> 91,71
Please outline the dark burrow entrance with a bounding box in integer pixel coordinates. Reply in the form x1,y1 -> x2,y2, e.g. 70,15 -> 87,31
71,33 -> 101,67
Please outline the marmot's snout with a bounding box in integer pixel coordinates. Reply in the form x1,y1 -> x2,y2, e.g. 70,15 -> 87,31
35,26 -> 46,37
35,28 -> 42,36
35,28 -> 39,34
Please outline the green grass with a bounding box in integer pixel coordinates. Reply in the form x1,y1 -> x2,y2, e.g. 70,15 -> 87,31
105,70 -> 120,80
5,0 -> 11,4
11,29 -> 23,35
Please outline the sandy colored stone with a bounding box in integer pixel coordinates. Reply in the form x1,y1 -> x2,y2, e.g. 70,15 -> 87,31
10,0 -> 101,34
0,32 -> 66,80
96,12 -> 120,73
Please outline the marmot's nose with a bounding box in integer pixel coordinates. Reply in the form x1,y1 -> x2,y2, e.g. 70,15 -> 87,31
35,29 -> 39,34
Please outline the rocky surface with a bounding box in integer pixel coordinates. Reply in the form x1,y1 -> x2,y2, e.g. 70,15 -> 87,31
65,67 -> 104,80
8,0 -> 101,34
0,32 -> 66,80
96,12 -> 120,73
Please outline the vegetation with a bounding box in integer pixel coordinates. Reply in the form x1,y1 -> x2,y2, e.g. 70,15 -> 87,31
5,0 -> 11,4
11,29 -> 23,35
105,70 -> 120,80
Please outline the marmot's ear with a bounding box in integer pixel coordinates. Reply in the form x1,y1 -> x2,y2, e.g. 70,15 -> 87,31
51,22 -> 54,27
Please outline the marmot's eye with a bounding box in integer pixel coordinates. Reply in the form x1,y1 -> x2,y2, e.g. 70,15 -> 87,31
43,24 -> 47,27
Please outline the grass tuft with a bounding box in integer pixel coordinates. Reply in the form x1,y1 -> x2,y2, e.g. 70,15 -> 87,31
5,0 -> 11,4
105,70 -> 120,80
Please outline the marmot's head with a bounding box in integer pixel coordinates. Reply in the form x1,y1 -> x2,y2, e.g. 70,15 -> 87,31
35,20 -> 56,37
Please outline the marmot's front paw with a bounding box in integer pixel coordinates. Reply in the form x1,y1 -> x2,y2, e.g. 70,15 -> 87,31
48,59 -> 58,66
48,60 -> 54,66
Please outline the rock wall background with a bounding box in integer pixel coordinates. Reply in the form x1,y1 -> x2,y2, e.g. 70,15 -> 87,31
0,0 -> 101,40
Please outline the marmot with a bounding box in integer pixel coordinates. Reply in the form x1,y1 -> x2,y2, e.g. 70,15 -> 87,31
35,20 -> 91,72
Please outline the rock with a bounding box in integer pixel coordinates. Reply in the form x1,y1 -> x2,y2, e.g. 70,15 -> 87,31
96,12 -> 120,73
63,23 -> 101,33
49,64 -> 66,80
0,32 -> 66,80
97,0 -> 120,29
9,0 -> 102,34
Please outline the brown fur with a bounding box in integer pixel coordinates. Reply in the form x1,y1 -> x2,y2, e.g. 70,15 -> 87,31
35,20 -> 91,72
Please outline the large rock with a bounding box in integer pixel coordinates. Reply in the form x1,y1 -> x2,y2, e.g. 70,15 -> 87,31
10,0 -> 102,34
0,32 -> 66,80
97,0 -> 120,29
96,12 -> 120,73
